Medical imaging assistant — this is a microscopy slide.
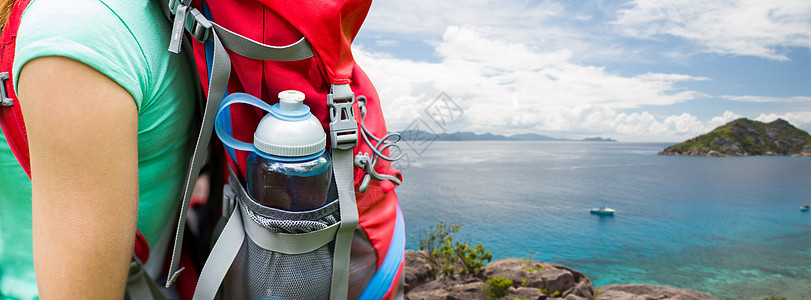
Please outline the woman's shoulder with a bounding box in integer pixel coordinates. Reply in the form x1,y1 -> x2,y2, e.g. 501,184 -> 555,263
14,0 -> 178,108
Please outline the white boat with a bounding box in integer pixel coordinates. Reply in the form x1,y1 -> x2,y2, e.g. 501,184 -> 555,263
591,203 -> 615,215
801,205 -> 810,212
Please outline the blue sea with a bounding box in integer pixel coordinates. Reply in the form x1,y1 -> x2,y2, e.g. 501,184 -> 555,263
396,141 -> 811,300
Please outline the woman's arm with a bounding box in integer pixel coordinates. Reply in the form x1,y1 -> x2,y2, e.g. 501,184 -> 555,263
17,56 -> 139,299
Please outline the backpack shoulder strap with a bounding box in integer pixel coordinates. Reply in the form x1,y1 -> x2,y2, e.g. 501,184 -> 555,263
0,0 -> 33,178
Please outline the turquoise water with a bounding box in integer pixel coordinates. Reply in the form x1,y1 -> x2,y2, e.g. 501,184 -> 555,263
397,141 -> 811,299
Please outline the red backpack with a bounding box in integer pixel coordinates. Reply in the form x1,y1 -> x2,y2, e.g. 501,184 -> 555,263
160,0 -> 405,299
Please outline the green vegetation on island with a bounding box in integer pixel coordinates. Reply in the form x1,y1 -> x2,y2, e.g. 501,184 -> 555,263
659,118 -> 811,157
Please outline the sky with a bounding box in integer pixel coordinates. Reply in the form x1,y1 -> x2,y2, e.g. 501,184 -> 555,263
352,0 -> 811,142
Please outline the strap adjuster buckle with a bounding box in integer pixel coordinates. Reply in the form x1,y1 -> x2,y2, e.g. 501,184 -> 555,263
327,90 -> 358,150
0,72 -> 13,107
167,0 -> 211,53
185,9 -> 212,43
167,0 -> 190,15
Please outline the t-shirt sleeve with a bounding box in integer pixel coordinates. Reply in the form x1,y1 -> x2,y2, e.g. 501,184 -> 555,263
12,0 -> 150,110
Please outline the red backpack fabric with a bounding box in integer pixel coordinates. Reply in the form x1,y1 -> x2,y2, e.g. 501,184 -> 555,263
0,0 -> 32,178
190,0 -> 402,257
173,0 -> 405,298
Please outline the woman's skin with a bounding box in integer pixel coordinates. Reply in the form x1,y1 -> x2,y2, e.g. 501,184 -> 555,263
17,56 -> 139,299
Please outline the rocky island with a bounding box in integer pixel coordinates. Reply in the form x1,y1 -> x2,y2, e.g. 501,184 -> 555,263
405,250 -> 718,300
658,118 -> 811,157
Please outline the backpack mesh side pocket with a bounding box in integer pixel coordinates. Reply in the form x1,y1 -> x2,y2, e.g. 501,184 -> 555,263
222,199 -> 338,300
220,179 -> 378,299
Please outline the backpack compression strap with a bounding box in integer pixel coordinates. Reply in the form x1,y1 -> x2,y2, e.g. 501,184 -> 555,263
328,84 -> 361,300
162,0 -> 315,288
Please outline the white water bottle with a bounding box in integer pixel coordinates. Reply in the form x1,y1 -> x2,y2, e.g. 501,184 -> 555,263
245,90 -> 332,211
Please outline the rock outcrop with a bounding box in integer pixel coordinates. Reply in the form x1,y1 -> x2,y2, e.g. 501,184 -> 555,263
594,284 -> 718,300
404,251 -> 717,300
658,118 -> 811,157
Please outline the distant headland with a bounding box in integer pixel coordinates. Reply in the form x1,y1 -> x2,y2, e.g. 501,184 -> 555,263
659,118 -> 811,157
400,130 -> 617,142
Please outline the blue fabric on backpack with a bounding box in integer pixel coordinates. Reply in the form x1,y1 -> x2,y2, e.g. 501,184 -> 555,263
359,205 -> 405,299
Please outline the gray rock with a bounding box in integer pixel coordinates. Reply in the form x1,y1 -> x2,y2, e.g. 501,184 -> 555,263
483,258 -> 546,289
593,290 -> 647,300
508,286 -> 544,300
540,268 -> 575,296
405,250 -> 433,292
545,263 -> 591,286
405,275 -> 484,300
403,258 -> 716,300
407,279 -> 451,300
481,259 -> 589,298
707,150 -> 723,157
446,280 -> 484,300
565,280 -> 594,299
594,284 -> 718,300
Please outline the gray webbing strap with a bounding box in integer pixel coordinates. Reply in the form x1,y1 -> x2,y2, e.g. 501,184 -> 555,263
241,205 -> 340,255
167,0 -> 191,53
166,0 -> 314,61
330,148 -> 358,300
165,28 -> 232,288
212,24 -> 314,61
192,202 -> 244,300
127,256 -> 167,300
126,274 -> 154,300
329,84 -> 360,300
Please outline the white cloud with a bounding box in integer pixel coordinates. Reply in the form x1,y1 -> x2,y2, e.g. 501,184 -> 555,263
361,0 -> 602,61
364,0 -> 565,38
354,2 -> 811,141
374,40 -> 399,47
708,111 -> 742,128
355,26 -> 715,142
721,95 -> 811,103
614,0 -> 811,61
755,112 -> 811,131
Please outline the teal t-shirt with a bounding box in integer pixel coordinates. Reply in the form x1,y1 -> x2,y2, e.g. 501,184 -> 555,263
0,0 -> 196,298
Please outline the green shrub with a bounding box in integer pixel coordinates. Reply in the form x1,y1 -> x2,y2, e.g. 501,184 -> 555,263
413,222 -> 493,277
484,276 -> 513,299
594,290 -> 602,296
520,279 -> 530,287
522,264 -> 543,273
764,296 -> 786,300
538,287 -> 559,296
454,242 -> 493,276
520,249 -> 543,273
